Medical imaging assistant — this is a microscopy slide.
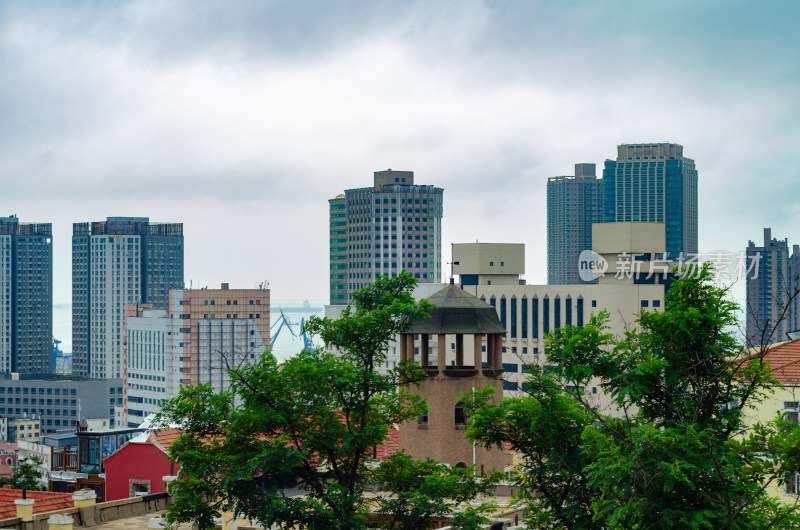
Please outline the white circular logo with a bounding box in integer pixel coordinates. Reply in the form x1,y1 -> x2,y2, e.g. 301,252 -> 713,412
578,250 -> 608,282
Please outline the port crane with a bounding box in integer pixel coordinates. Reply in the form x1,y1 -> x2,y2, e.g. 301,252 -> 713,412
270,310 -> 316,351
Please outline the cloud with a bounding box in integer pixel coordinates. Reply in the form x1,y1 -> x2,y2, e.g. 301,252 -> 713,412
0,1 -> 798,351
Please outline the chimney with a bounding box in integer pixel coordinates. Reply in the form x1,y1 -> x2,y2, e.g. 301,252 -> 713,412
72,489 -> 97,508
14,499 -> 34,522
48,515 -> 73,530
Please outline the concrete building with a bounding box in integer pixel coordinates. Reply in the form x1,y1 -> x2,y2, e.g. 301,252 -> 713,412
0,216 -> 52,376
0,376 -> 122,432
325,223 -> 673,410
547,163 -> 604,285
8,417 -> 40,442
72,217 -> 184,379
123,285 -> 270,427
329,170 -> 444,305
603,143 -> 698,259
746,228 -> 800,347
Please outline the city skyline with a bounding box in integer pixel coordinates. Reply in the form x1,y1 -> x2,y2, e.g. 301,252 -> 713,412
1,2 -> 798,351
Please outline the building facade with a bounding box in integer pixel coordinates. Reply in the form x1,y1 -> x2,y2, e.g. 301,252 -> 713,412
746,228 -> 800,347
329,170 -> 444,305
72,217 -> 183,379
124,285 -> 270,427
547,163 -> 604,284
0,216 -> 52,375
603,143 -> 698,259
0,376 -> 122,431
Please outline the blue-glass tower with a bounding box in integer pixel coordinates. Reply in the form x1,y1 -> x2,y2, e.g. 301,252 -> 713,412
603,143 -> 698,259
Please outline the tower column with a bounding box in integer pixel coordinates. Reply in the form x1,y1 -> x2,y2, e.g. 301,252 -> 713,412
421,334 -> 429,367
473,334 -> 482,368
438,334 -> 447,372
493,333 -> 502,367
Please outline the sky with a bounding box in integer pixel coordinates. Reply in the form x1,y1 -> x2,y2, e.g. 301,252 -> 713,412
1,0 -> 798,351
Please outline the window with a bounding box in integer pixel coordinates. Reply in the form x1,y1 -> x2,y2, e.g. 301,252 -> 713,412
454,401 -> 468,426
786,474 -> 800,496
784,401 -> 800,423
417,411 -> 428,426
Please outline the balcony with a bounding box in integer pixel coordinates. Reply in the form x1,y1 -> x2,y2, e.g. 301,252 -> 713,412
51,446 -> 78,472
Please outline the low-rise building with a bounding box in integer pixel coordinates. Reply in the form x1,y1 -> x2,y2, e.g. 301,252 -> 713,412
8,417 -> 40,442
0,376 -> 122,432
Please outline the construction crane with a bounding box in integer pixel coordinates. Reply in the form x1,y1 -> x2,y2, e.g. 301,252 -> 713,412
53,337 -> 72,373
270,310 -> 317,351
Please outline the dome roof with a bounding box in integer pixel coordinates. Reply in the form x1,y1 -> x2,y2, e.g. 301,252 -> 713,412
409,282 -> 505,335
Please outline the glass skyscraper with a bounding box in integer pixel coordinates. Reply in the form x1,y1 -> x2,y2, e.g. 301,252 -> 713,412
0,216 -> 52,375
547,163 -> 604,284
603,143 -> 698,259
329,170 -> 444,305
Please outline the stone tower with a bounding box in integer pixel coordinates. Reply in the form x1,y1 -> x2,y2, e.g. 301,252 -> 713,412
397,280 -> 508,471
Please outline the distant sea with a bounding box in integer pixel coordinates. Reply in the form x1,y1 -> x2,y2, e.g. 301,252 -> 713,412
269,300 -> 326,363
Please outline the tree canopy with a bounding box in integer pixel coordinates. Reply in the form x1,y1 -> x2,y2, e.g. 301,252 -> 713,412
466,265 -> 800,529
158,272 -> 495,529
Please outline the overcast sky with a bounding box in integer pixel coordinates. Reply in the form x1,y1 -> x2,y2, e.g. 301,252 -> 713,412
1,1 -> 798,351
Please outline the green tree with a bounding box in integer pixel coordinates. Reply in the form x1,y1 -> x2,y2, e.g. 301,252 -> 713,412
0,455 -> 44,491
372,451 -> 500,529
466,265 -> 800,529
159,272 -> 492,529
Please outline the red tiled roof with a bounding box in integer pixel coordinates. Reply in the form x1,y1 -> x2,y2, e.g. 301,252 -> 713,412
374,427 -> 399,460
149,429 -> 182,453
0,444 -> 18,453
741,339 -> 800,385
0,488 -> 74,520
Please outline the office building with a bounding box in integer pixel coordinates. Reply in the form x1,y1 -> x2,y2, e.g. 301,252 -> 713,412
72,217 -> 183,379
0,216 -> 52,375
0,376 -> 122,431
329,170 -> 444,305
124,284 -> 269,426
547,163 -> 604,284
603,143 -> 698,259
746,228 -> 800,347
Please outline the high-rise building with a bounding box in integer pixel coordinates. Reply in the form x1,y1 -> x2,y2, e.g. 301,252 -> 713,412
329,170 -> 444,305
0,216 -> 52,375
547,163 -> 604,284
124,285 -> 269,427
603,143 -> 698,259
72,217 -> 183,379
746,228 -> 800,347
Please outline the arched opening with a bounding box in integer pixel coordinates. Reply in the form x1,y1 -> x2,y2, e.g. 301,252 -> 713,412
454,461 -> 468,469
417,410 -> 429,426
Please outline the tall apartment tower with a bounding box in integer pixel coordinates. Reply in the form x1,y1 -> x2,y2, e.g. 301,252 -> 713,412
72,217 -> 184,379
746,228 -> 800,347
329,170 -> 444,305
0,216 -> 52,375
547,163 -> 604,284
603,143 -> 698,259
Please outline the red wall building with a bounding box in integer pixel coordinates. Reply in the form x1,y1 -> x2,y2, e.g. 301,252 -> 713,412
103,429 -> 180,501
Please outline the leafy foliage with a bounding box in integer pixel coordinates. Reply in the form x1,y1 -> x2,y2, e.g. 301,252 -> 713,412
0,455 -> 44,491
466,265 -> 800,528
372,451 -> 500,529
159,272 -> 491,529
